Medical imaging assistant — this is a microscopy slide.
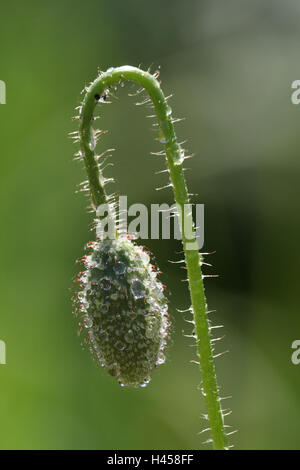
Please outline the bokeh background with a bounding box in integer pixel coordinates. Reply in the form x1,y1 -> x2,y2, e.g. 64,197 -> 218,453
1,0 -> 300,450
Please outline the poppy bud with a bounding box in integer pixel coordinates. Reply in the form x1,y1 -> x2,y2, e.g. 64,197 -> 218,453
74,237 -> 170,387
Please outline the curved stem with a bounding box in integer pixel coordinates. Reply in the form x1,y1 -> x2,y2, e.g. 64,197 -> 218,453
78,66 -> 228,450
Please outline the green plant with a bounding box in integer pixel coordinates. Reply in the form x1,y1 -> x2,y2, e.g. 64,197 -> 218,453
72,65 -> 230,450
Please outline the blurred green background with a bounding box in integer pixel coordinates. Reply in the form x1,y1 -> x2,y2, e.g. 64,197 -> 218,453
1,0 -> 300,450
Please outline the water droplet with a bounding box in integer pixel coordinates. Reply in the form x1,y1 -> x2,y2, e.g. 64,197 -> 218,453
166,106 -> 172,117
92,252 -> 101,263
115,340 -> 126,351
157,128 -> 170,144
132,323 -> 140,332
84,315 -> 93,328
141,252 -> 150,264
89,132 -> 96,150
146,327 -> 154,338
140,378 -> 150,388
113,262 -> 126,275
100,277 -> 111,290
154,286 -> 164,300
102,303 -> 109,314
125,329 -> 134,343
130,279 -> 146,299
90,268 -> 102,283
174,148 -> 184,166
156,353 -> 165,365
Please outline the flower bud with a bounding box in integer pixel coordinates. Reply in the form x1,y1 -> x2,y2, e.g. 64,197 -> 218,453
74,237 -> 170,387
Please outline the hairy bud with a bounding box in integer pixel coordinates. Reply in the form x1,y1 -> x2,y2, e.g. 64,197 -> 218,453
74,237 -> 170,387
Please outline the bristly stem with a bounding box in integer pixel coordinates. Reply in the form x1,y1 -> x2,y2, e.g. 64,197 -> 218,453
78,66 -> 228,450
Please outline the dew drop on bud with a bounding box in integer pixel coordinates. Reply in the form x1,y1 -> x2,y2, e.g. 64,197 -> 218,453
130,279 -> 146,299
91,268 -> 102,283
100,277 -> 111,291
84,315 -> 93,328
113,261 -> 126,275
125,329 -> 134,344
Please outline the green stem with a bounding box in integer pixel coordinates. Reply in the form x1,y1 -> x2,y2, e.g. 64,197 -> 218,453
78,66 -> 228,450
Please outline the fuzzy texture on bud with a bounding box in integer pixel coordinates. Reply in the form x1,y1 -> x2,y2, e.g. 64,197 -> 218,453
73,237 -> 170,387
